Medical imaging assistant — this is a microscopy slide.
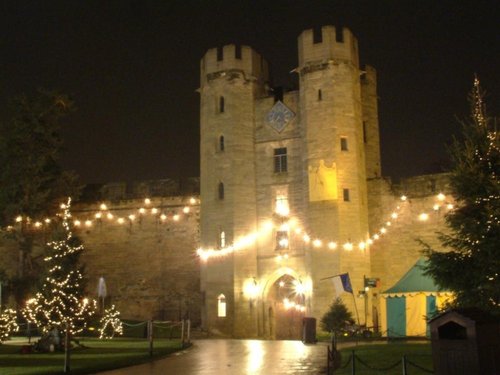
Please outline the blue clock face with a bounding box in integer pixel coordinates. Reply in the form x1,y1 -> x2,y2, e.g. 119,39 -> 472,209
266,101 -> 295,133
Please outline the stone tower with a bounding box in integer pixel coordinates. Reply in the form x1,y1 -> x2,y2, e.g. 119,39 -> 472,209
297,26 -> 372,321
199,45 -> 269,336
199,26 -> 380,338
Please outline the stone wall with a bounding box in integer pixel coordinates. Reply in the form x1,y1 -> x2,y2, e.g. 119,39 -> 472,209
0,180 -> 202,325
367,173 -> 453,327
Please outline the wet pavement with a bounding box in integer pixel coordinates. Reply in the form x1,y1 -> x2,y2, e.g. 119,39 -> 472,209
97,339 -> 332,375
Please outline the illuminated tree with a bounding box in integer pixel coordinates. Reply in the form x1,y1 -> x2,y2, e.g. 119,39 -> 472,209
23,199 -> 96,335
99,305 -> 123,339
424,77 -> 500,313
0,90 -> 79,303
0,309 -> 19,343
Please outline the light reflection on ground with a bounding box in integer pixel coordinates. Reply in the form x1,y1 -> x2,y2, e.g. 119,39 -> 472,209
97,339 -> 331,374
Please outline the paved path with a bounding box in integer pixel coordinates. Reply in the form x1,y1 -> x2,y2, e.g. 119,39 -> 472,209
97,339 -> 331,375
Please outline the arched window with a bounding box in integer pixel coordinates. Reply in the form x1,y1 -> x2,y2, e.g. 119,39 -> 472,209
219,96 -> 225,113
217,294 -> 226,317
218,182 -> 224,200
219,135 -> 225,151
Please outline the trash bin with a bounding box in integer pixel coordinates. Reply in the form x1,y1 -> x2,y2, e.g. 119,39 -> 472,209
429,308 -> 500,375
302,317 -> 316,344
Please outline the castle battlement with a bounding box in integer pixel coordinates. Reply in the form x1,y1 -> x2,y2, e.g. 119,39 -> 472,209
298,25 -> 359,70
200,44 -> 269,85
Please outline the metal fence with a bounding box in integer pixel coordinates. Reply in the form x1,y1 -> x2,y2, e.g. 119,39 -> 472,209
327,347 -> 434,374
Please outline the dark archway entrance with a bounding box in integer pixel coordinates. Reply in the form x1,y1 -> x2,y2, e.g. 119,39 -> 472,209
267,274 -> 305,340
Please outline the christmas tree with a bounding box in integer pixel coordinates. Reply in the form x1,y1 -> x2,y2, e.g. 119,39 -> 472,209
23,198 -> 96,335
424,77 -> 500,313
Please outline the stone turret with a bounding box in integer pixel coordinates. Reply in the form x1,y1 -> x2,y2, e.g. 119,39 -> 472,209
297,25 -> 371,323
199,45 -> 268,337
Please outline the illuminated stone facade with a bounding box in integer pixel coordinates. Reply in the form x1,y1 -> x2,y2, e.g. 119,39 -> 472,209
198,25 -> 449,338
0,26 -> 452,338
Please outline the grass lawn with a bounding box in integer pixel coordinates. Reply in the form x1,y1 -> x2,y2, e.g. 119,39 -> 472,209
0,337 -> 186,375
334,342 -> 433,375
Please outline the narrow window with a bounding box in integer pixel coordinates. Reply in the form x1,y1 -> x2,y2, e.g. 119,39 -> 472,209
219,135 -> 225,151
340,137 -> 348,151
343,188 -> 350,202
274,148 -> 288,173
218,182 -> 224,200
217,294 -> 226,317
276,230 -> 289,250
219,231 -> 226,248
318,89 -> 322,101
363,121 -> 367,143
235,45 -> 242,59
217,46 -> 223,61
219,96 -> 225,113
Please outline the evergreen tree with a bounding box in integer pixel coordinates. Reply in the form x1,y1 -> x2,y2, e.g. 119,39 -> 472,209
0,90 -> 79,303
424,77 -> 500,313
23,199 -> 95,335
321,298 -> 354,333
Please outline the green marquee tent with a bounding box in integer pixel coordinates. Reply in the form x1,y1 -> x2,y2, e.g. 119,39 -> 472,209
380,258 -> 453,337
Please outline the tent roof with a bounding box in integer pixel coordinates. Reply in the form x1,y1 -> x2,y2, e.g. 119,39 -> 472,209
383,258 -> 445,294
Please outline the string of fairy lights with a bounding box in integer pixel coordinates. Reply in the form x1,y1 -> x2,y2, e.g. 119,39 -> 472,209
5,197 -> 199,232
196,192 -> 457,262
3,191 -> 458,264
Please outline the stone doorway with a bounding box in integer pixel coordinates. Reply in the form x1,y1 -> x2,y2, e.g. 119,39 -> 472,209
266,274 -> 305,340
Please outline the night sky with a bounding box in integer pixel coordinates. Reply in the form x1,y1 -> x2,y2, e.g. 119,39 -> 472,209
1,1 -> 498,184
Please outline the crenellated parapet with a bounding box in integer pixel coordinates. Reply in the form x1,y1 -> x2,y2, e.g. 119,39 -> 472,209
200,44 -> 269,87
297,25 -> 359,73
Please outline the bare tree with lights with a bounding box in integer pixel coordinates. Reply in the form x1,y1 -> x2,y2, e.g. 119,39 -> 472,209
424,77 -> 500,314
23,198 -> 96,346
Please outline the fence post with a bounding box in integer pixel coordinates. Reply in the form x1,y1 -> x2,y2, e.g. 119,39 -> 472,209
64,323 -> 71,373
181,319 -> 185,346
327,346 -> 331,374
27,322 -> 31,343
402,355 -> 407,375
148,320 -> 153,357
351,350 -> 355,375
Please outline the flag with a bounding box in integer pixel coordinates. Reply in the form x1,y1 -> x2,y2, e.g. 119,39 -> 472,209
332,273 -> 353,294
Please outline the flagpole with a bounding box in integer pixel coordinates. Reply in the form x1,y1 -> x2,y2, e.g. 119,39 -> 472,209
323,273 -> 361,326
351,291 -> 360,326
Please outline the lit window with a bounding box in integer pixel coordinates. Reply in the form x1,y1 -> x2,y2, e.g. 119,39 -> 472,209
219,135 -> 225,151
274,148 -> 287,173
276,230 -> 289,250
343,188 -> 350,202
219,231 -> 226,248
275,194 -> 289,216
218,182 -> 224,200
217,294 -> 226,317
340,137 -> 348,151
